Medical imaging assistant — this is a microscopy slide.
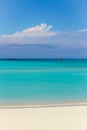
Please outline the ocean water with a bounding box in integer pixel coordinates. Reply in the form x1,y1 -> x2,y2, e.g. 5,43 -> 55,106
0,59 -> 87,105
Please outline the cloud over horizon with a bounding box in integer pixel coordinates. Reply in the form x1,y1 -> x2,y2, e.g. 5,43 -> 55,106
0,23 -> 57,45
1,23 -> 56,38
0,23 -> 87,49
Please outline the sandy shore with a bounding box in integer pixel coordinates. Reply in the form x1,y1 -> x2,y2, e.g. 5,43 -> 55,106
0,105 -> 87,130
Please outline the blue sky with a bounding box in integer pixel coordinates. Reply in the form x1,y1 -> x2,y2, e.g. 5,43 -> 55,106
0,0 -> 87,58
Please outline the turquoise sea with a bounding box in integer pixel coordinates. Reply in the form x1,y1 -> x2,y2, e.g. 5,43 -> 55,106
0,59 -> 87,105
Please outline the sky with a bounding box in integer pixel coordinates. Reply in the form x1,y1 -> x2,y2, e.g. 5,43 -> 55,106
0,0 -> 87,58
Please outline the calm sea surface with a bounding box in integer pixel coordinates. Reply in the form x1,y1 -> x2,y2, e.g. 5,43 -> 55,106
0,59 -> 87,105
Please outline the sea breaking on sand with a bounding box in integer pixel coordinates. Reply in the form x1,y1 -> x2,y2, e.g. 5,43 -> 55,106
0,102 -> 87,108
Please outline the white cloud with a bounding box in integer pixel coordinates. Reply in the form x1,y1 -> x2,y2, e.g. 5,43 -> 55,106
1,23 -> 56,38
0,24 -> 87,49
74,29 -> 87,34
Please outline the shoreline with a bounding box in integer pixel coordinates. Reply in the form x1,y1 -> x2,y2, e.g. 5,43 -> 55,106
0,102 -> 87,108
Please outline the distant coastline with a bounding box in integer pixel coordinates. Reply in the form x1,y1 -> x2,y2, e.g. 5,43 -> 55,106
0,58 -> 87,60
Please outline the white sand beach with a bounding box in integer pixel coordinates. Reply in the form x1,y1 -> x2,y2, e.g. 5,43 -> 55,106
0,105 -> 87,130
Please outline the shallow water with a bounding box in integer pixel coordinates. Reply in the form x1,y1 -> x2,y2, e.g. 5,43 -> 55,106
0,59 -> 87,105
